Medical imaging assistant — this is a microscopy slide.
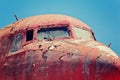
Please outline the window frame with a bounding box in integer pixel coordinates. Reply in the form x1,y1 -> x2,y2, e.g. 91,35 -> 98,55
73,26 -> 94,40
26,29 -> 34,42
36,25 -> 72,40
9,32 -> 24,54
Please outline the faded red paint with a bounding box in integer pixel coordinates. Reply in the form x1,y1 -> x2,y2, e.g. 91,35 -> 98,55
0,14 -> 120,80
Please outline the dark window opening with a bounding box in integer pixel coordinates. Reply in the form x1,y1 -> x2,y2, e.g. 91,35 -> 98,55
37,26 -> 70,40
26,29 -> 34,41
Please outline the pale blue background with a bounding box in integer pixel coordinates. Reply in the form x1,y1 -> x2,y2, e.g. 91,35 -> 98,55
0,0 -> 120,56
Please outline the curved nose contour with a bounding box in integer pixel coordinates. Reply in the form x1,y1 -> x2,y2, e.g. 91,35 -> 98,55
21,39 -> 120,80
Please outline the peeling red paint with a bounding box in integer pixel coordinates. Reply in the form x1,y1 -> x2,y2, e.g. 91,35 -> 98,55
0,14 -> 120,80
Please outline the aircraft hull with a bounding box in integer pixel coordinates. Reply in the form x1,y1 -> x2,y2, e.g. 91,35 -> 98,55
0,39 -> 120,80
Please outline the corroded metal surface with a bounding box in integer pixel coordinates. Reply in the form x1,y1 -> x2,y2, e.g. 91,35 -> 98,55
0,14 -> 120,80
0,39 -> 120,80
0,14 -> 92,37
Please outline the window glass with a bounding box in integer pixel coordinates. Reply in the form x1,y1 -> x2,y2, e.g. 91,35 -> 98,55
10,33 -> 23,53
37,27 -> 69,40
26,29 -> 34,41
74,27 -> 92,40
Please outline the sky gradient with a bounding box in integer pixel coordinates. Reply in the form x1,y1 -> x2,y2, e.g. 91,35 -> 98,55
0,0 -> 120,56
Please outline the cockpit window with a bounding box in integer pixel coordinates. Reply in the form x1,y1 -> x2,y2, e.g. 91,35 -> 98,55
74,27 -> 92,40
26,29 -> 34,41
37,27 -> 69,40
10,33 -> 23,53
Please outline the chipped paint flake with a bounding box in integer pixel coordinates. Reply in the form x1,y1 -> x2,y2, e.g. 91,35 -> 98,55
96,46 -> 118,58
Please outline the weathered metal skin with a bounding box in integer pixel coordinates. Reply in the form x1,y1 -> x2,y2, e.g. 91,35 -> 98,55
0,14 -> 120,80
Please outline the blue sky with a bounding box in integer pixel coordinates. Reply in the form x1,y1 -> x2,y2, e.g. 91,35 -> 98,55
0,0 -> 120,56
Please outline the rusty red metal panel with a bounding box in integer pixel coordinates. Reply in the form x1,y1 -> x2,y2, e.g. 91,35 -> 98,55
0,14 -> 120,80
2,51 -> 26,80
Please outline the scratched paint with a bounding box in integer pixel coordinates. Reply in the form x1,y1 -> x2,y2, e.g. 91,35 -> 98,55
1,40 -> 120,80
1,38 -> 120,80
82,56 -> 91,80
0,14 -> 120,80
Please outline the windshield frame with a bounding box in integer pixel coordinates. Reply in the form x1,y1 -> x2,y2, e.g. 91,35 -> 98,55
36,24 -> 71,41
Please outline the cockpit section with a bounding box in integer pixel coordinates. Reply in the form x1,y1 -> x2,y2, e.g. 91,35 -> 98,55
1,14 -> 120,80
0,24 -> 95,55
